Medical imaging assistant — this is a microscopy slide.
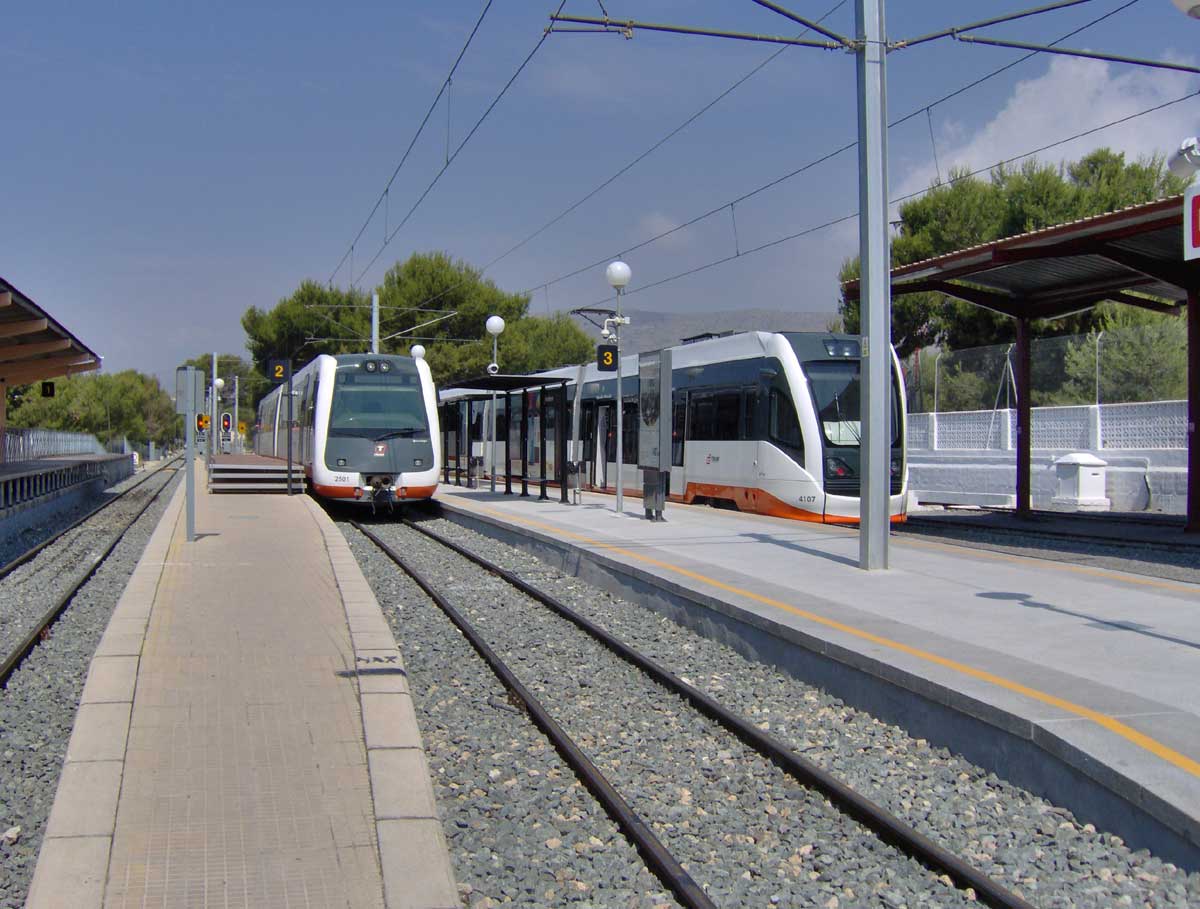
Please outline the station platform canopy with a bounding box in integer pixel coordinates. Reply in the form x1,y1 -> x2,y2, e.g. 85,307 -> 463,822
843,194 -> 1200,530
0,277 -> 102,388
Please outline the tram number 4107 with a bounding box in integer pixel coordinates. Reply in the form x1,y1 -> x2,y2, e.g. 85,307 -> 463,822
597,344 -> 618,372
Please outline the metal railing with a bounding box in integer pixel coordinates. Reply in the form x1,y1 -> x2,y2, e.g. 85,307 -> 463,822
2,428 -> 105,462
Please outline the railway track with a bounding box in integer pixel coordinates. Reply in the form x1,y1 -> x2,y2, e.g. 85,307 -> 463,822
0,458 -> 181,686
897,511 -> 1200,584
349,515 -> 1033,909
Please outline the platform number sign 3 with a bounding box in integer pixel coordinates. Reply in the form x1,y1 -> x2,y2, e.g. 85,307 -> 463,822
597,344 -> 618,372
267,359 -> 291,384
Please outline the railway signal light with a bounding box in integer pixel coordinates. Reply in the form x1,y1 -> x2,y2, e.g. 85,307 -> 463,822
221,412 -> 232,433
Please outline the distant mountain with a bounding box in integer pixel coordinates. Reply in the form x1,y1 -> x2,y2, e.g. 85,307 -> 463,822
590,308 -> 840,354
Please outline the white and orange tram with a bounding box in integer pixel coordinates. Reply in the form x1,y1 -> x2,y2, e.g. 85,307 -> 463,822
441,330 -> 907,524
255,353 -> 440,506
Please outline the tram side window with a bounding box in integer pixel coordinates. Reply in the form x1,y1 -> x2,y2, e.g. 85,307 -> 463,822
687,395 -> 715,440
769,389 -> 804,452
671,399 -> 685,466
742,387 -> 758,439
623,402 -> 638,462
714,391 -> 740,441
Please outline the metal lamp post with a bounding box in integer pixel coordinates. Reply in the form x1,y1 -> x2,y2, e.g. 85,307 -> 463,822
486,315 -> 505,493
605,261 -> 631,516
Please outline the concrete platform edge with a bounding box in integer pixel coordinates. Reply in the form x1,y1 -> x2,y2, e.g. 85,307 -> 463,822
302,497 -> 459,909
434,496 -> 1200,871
25,475 -> 186,909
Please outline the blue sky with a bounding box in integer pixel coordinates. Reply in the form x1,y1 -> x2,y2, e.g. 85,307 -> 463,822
3,0 -> 1197,386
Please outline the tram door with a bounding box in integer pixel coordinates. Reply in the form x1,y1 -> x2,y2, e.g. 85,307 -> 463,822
578,401 -> 596,487
595,404 -> 611,489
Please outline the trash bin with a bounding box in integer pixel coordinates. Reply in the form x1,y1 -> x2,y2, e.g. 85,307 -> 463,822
1051,453 -> 1110,511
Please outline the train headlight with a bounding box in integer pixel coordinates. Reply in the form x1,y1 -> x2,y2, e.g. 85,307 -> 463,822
364,360 -> 378,373
379,361 -> 391,373
890,456 -> 902,477
825,457 -> 852,478
823,339 -> 861,358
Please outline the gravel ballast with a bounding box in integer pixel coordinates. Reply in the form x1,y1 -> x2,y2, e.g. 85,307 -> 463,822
0,469 -> 181,909
343,513 -> 1200,909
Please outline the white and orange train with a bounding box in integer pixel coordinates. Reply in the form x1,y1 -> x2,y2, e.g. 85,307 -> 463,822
255,353 -> 440,506
442,330 -> 907,524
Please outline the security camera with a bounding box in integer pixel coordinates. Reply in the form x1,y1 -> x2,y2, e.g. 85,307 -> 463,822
601,327 -> 611,339
486,362 -> 499,376
1167,137 -> 1200,179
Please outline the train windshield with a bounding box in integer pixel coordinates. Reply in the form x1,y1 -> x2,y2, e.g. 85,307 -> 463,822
328,368 -> 429,439
805,361 -> 899,446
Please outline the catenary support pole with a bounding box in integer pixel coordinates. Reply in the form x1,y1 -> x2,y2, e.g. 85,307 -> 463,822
371,293 -> 380,354
855,0 -> 890,569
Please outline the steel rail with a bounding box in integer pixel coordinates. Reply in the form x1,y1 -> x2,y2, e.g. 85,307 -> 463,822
350,520 -> 717,909
0,456 -> 183,582
901,512 -> 1199,555
0,465 -> 179,688
401,513 -> 1036,909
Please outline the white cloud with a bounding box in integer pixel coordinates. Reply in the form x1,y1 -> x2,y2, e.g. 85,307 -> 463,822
895,54 -> 1197,202
635,210 -> 692,250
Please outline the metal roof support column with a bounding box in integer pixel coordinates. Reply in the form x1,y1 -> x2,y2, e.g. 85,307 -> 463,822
0,381 -> 6,465
504,392 -> 513,495
444,410 -> 452,486
455,404 -> 463,486
466,401 -> 476,488
1015,316 -> 1033,518
1187,287 -> 1200,532
558,382 -> 569,504
520,393 -> 529,497
539,388 -> 549,500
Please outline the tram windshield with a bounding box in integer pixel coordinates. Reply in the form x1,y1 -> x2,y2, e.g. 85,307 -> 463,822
329,369 -> 429,439
805,361 -> 899,447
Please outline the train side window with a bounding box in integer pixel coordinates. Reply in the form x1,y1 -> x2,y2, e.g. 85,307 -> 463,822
688,394 -> 715,440
769,389 -> 803,451
671,398 -> 685,466
623,401 -> 638,462
742,386 -> 758,440
714,391 -> 740,441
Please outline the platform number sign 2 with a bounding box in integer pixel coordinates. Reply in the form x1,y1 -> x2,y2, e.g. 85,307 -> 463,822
267,359 -> 291,384
597,344 -> 618,372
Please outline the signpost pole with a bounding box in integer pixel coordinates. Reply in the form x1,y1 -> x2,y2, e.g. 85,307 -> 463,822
233,375 -> 239,453
286,362 -> 294,496
185,372 -> 196,542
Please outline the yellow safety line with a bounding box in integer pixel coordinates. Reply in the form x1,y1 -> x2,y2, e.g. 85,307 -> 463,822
459,499 -> 1200,779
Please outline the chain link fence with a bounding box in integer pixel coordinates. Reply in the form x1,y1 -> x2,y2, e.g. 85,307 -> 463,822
904,322 -> 1188,451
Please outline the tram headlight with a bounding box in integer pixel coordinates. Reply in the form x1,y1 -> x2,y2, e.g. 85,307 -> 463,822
364,360 -> 378,373
825,456 -> 852,479
379,361 -> 391,373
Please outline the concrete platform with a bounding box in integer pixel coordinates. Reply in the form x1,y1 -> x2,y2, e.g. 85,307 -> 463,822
27,461 -> 457,909
433,483 -> 1200,870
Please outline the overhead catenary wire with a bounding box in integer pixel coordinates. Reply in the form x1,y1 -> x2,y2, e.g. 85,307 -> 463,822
577,86 -> 1200,309
532,0 -> 1151,298
328,0 -> 496,287
365,1 -> 848,315
350,0 -> 569,287
389,0 -> 1143,316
